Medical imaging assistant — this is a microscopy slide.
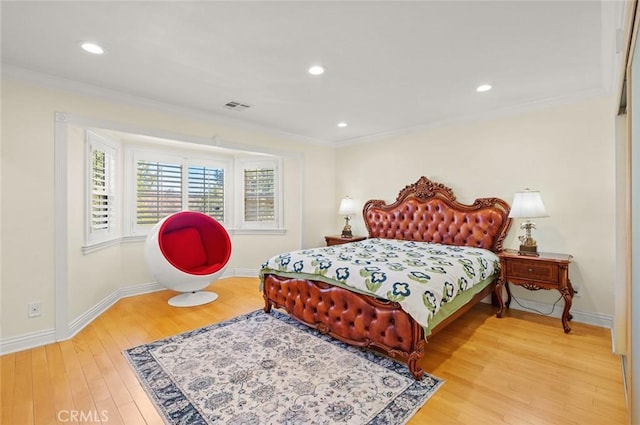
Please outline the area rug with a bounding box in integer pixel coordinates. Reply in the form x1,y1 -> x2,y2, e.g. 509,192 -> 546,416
124,309 -> 443,425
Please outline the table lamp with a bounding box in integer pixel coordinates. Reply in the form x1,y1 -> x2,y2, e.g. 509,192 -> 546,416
339,197 -> 357,238
508,189 -> 548,256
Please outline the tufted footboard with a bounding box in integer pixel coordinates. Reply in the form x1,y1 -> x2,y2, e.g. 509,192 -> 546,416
262,273 -> 427,380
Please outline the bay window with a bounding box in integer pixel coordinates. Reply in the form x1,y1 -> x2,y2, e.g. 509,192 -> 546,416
86,130 -> 285,249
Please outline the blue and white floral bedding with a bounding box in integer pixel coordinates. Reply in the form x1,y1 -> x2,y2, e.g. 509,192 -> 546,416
260,238 -> 500,329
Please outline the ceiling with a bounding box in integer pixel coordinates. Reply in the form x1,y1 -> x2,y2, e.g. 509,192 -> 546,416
0,1 -> 625,145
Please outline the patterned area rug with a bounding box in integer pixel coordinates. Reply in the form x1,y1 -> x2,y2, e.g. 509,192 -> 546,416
124,310 -> 443,425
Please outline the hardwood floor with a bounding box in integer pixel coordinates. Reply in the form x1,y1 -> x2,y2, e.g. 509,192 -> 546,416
1,277 -> 628,424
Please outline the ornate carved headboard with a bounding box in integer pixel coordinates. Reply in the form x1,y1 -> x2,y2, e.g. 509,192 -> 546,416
363,176 -> 511,252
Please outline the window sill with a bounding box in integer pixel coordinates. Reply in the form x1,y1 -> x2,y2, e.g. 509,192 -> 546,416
125,228 -> 288,240
82,238 -> 122,254
231,228 -> 287,236
83,228 -> 287,253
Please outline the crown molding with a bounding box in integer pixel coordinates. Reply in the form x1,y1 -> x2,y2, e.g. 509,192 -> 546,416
2,63 -> 615,150
336,86 -> 611,147
1,64 -> 334,148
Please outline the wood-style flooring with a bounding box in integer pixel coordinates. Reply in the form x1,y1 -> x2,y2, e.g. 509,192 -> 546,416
1,277 -> 628,424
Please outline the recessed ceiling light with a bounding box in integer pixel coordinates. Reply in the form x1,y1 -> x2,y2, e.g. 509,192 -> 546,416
308,65 -> 325,75
337,122 -> 348,128
476,84 -> 492,92
80,42 -> 105,55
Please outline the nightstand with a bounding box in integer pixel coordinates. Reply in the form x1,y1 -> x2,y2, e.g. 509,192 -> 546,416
324,235 -> 367,246
495,250 -> 574,333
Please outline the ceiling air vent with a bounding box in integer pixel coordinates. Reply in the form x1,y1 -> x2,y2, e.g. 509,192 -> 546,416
224,101 -> 252,111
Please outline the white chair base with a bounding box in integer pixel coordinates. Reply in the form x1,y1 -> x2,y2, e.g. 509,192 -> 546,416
168,291 -> 219,307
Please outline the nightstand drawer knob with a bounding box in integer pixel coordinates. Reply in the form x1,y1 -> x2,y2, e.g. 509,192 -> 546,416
528,268 -> 533,272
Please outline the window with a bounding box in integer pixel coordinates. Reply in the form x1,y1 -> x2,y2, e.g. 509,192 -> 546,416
188,165 -> 225,221
238,159 -> 281,229
136,161 -> 225,224
129,149 -> 230,234
244,167 -> 275,222
86,131 -> 119,246
82,134 -> 285,246
136,160 -> 183,225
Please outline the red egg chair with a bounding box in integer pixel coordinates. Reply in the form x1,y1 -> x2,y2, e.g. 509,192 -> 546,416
144,211 -> 232,307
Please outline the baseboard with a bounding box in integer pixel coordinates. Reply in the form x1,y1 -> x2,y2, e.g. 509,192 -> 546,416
67,282 -> 165,339
2,273 -> 612,355
0,275 -> 260,355
67,290 -> 121,339
0,328 -> 57,355
119,281 -> 165,299
491,296 -> 613,328
0,282 -> 164,356
231,268 -> 260,278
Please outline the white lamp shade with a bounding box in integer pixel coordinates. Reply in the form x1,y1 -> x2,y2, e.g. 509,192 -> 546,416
339,197 -> 357,216
508,190 -> 548,218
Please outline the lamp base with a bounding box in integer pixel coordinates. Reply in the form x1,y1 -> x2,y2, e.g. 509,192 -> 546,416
518,244 -> 539,257
341,216 -> 353,238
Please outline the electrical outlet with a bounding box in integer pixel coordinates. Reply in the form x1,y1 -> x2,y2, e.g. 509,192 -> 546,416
573,283 -> 581,297
28,302 -> 42,318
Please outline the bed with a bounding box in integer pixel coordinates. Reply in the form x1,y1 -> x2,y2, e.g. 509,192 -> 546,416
260,176 -> 511,379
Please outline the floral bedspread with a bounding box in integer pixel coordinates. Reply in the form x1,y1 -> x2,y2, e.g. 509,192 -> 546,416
260,238 -> 500,329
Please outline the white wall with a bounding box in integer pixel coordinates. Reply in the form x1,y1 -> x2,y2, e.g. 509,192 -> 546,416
1,76 -> 619,351
67,124 -> 123,323
1,78 -> 336,344
336,96 -> 617,321
630,26 -> 640,421
614,113 -> 629,355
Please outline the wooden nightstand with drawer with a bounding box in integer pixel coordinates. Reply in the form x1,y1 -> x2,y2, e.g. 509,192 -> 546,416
495,249 -> 574,333
324,235 -> 367,246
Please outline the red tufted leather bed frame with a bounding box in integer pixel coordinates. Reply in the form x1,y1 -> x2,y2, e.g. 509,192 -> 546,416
262,176 -> 511,379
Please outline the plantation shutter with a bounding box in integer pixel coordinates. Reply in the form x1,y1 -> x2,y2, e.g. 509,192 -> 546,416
188,166 -> 225,221
244,167 -> 275,222
90,148 -> 114,233
136,160 -> 183,225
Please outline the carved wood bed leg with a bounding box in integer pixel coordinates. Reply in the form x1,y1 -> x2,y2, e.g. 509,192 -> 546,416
407,340 -> 426,380
263,294 -> 273,314
408,360 -> 425,380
